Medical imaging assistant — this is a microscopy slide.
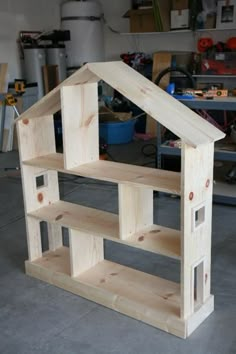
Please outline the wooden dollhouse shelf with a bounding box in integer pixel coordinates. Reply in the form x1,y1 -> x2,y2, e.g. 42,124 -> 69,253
17,62 -> 221,338
23,153 -> 181,195
28,201 -> 181,259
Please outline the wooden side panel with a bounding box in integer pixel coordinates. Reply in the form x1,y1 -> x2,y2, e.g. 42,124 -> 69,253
181,143 -> 214,319
61,83 -> 99,169
17,115 -> 56,161
69,229 -> 104,277
20,165 -> 63,260
17,118 -> 62,260
118,184 -> 153,240
25,216 -> 42,261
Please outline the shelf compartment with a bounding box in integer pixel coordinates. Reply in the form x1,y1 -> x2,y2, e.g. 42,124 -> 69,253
25,247 -> 185,337
28,201 -> 181,259
23,153 -> 181,195
26,247 -> 214,339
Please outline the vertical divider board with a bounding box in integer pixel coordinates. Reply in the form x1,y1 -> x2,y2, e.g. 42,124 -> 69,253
180,142 -> 214,319
60,83 -> 99,169
118,184 -> 153,240
69,229 -> 104,277
17,115 -> 63,261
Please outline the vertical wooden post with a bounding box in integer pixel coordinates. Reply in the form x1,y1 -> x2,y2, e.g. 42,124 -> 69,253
17,116 -> 62,261
61,83 -> 99,169
118,184 -> 153,240
69,229 -> 104,277
181,143 -> 214,319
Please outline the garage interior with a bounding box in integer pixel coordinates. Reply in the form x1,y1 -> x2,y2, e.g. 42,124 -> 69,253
0,0 -> 236,353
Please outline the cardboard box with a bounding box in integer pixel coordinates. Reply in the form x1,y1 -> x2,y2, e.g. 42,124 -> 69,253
171,9 -> 189,29
124,9 -> 156,32
172,0 -> 188,10
204,14 -> 216,29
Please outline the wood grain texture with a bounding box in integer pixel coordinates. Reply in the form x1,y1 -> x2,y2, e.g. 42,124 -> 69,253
23,153 -> 181,195
118,185 -> 153,239
15,65 -> 100,121
17,117 -> 62,259
28,200 -> 181,259
15,61 -> 224,146
25,249 -> 186,338
17,116 -> 56,161
69,230 -> 104,277
26,248 -> 214,338
0,63 -> 8,92
87,62 -> 225,146
180,143 -> 214,319
61,83 -> 99,169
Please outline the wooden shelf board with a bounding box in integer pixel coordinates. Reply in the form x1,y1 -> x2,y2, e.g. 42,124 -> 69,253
28,200 -> 120,240
28,201 -> 181,259
25,247 -> 185,338
121,28 -> 236,35
26,247 -> 214,338
121,29 -> 191,35
126,224 -> 181,259
23,153 -> 181,195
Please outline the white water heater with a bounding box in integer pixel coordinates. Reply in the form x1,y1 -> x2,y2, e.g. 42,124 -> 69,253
61,0 -> 104,68
23,47 -> 46,99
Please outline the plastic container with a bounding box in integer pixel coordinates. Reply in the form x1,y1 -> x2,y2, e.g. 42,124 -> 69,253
99,119 -> 136,144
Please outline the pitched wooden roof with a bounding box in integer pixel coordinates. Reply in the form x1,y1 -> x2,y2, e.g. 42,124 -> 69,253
16,61 -> 225,147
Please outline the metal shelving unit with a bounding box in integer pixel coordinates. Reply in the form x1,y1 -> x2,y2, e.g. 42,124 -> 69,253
157,97 -> 236,205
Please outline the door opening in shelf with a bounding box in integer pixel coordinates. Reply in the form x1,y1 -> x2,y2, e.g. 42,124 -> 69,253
193,260 -> 204,310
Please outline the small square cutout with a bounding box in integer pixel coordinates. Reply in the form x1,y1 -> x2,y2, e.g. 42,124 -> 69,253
192,203 -> 206,232
36,174 -> 47,189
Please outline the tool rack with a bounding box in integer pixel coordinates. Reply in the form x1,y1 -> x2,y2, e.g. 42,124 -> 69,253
16,61 -> 224,338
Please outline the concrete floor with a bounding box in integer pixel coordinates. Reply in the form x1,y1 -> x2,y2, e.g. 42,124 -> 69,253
0,145 -> 236,354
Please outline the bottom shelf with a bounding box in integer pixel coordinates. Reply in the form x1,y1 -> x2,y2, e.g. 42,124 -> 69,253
25,247 -> 214,339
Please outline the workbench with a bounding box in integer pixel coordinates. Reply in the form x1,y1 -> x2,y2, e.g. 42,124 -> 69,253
157,96 -> 236,205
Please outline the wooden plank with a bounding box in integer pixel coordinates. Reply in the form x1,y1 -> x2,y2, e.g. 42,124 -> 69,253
47,224 -> 63,252
69,230 -> 104,277
87,62 -> 225,146
17,118 -> 62,259
61,83 -> 99,169
118,185 -> 153,239
17,115 -> 56,161
146,52 -> 172,136
152,53 -> 172,85
29,200 -> 119,239
180,143 -> 214,319
25,248 -> 186,338
43,65 -> 59,94
186,295 -> 214,337
23,153 -> 181,195
15,65 -> 100,121
2,96 -> 23,152
25,216 -> 42,261
28,200 -> 181,259
2,106 -> 15,152
0,63 -> 8,92
15,61 -> 224,146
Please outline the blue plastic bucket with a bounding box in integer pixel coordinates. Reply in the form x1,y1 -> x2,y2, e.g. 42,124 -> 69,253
99,119 -> 136,144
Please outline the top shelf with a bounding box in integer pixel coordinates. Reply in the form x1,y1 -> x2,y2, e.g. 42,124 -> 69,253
121,27 -> 236,35
23,153 -> 181,195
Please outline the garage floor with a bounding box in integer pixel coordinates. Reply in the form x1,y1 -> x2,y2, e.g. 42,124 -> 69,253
0,143 -> 236,354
